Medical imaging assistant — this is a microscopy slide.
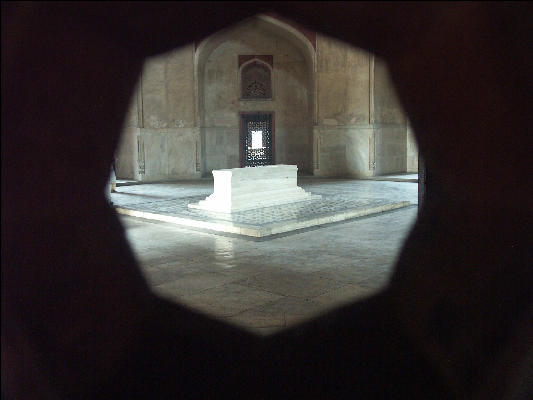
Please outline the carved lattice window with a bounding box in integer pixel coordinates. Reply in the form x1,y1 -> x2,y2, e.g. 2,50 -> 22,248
241,114 -> 273,167
240,60 -> 272,100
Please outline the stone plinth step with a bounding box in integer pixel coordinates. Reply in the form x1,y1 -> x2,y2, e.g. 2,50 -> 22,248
188,165 -> 321,213
116,199 -> 411,239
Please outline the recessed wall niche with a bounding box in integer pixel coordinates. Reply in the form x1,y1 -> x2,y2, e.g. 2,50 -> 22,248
239,55 -> 273,100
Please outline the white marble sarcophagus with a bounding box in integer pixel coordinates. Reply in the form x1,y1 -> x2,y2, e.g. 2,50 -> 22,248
188,165 -> 321,213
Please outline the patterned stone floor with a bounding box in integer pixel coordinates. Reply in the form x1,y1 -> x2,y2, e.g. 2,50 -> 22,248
112,178 -> 416,238
119,178 -> 418,335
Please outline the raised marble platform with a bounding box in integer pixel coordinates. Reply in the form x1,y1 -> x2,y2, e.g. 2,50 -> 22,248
188,165 -> 321,213
112,180 -> 414,239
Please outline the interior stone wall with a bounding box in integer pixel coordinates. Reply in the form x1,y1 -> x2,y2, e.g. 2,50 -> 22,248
317,36 -> 370,126
373,58 -> 408,175
407,123 -> 419,173
116,45 -> 200,181
314,34 -> 374,177
201,21 -> 312,175
115,17 -> 415,181
115,87 -> 139,180
313,125 -> 374,177
374,124 -> 406,174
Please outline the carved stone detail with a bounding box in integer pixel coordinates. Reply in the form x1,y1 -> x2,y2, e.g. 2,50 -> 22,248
240,59 -> 272,100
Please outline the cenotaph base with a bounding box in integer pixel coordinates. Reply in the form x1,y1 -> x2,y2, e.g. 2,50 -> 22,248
188,165 -> 321,213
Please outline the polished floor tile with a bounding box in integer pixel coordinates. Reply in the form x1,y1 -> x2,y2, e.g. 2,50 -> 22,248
118,178 -> 419,335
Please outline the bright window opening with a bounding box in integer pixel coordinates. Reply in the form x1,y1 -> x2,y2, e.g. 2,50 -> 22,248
251,130 -> 264,149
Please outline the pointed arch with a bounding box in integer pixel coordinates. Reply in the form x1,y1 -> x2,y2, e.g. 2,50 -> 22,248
194,14 -> 316,175
195,14 -> 316,125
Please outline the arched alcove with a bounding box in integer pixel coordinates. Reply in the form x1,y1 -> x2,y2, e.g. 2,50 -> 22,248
195,15 -> 316,175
